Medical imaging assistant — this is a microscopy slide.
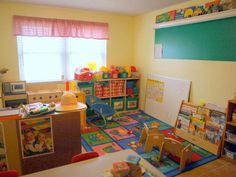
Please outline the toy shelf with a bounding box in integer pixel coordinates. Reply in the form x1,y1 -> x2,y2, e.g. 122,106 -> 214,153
153,9 -> 236,29
221,99 -> 236,160
77,78 -> 140,112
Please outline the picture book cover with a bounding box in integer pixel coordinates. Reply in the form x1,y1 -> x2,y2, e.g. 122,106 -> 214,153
204,110 -> 226,144
191,114 -> 205,129
180,103 -> 198,116
176,114 -> 190,132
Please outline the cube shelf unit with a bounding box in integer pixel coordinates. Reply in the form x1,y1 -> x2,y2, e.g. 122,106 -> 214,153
222,99 -> 236,160
77,78 -> 140,112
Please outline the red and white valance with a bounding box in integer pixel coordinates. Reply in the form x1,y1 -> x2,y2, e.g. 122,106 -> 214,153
13,15 -> 109,40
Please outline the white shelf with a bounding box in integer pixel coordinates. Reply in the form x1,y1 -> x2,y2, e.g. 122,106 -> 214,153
153,9 -> 236,29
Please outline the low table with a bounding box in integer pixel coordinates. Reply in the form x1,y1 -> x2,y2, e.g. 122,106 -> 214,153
21,149 -> 166,177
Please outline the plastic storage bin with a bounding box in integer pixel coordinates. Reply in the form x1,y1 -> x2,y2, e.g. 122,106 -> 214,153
111,98 -> 124,111
224,146 -> 236,159
78,82 -> 94,96
126,97 -> 139,110
226,131 -> 236,143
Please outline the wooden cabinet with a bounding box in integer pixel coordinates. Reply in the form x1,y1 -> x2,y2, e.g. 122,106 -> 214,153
222,100 -> 236,159
77,78 -> 140,112
2,111 -> 81,175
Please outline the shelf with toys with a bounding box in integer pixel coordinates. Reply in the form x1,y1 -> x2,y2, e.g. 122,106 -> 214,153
153,1 -> 236,29
75,66 -> 140,112
221,99 -> 236,160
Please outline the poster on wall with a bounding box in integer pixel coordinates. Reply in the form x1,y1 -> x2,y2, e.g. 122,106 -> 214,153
19,117 -> 54,159
0,123 -> 8,171
146,79 -> 165,103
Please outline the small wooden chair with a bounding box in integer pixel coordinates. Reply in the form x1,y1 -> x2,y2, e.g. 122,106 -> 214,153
139,123 -> 164,152
159,138 -> 192,171
0,170 -> 19,177
71,151 -> 99,163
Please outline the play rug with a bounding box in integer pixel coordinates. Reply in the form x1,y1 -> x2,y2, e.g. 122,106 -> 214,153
81,110 -> 217,177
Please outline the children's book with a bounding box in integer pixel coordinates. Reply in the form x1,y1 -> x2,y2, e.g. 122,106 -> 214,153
176,114 -> 190,132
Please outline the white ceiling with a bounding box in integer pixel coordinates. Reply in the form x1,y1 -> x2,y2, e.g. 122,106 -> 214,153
4,0 -> 189,15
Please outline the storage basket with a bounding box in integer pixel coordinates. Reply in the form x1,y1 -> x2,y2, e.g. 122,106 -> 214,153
118,72 -> 128,78
126,97 -> 139,110
103,73 -> 110,79
226,131 -> 236,143
111,98 -> 124,111
224,146 -> 236,159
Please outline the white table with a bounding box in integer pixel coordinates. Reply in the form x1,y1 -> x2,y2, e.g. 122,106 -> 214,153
21,149 -> 166,177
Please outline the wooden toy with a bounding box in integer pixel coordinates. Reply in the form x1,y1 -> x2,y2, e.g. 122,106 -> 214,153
159,138 -> 192,171
139,123 -> 164,152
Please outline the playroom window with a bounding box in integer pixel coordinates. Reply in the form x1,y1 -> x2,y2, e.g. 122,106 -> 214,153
17,36 -> 106,82
13,15 -> 108,83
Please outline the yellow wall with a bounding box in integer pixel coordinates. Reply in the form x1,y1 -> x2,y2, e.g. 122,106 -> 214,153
0,2 -> 134,81
1,0 -> 236,108
134,0 -> 236,109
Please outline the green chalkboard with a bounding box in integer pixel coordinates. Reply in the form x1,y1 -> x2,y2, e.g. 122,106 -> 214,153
155,16 -> 236,61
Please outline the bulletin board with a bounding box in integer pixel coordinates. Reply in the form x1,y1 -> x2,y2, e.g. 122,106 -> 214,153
144,74 -> 191,126
155,16 -> 236,61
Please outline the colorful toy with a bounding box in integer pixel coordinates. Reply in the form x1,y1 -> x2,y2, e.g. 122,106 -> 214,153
158,138 -> 192,171
139,123 -> 164,152
176,9 -> 185,19
130,66 -> 137,72
74,67 -> 93,81
124,66 -> 131,78
205,0 -> 222,13
156,10 -> 176,23
100,66 -> 109,73
193,6 -> 205,16
184,6 -> 196,18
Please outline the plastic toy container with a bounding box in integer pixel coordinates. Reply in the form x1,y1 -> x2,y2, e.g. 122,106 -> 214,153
126,97 -> 139,110
111,98 -> 124,111
224,146 -> 236,160
78,82 -> 94,96
226,131 -> 236,143
118,72 -> 128,78
103,73 -> 110,79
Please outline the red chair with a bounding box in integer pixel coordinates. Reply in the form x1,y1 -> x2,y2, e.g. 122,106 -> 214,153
71,151 -> 99,163
0,170 -> 19,177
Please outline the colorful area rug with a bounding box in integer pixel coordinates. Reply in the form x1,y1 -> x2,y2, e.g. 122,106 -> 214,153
82,110 -> 217,177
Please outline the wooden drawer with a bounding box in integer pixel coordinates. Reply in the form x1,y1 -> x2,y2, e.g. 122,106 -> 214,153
27,91 -> 63,104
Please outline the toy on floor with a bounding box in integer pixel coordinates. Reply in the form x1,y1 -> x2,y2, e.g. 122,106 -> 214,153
86,95 -> 115,127
139,122 -> 164,152
158,138 -> 192,171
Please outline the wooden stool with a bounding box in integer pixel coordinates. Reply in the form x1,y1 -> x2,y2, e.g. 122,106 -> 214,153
139,123 -> 164,152
159,138 -> 192,171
